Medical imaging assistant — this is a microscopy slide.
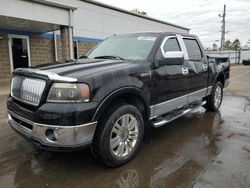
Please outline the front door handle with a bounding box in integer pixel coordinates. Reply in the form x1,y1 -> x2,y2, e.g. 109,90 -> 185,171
203,64 -> 208,71
182,67 -> 189,75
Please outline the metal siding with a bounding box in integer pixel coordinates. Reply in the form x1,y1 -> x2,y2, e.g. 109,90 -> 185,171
0,0 -> 69,26
73,0 -> 188,39
47,0 -> 189,39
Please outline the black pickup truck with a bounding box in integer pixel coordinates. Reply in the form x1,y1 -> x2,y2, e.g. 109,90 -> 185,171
7,32 -> 230,167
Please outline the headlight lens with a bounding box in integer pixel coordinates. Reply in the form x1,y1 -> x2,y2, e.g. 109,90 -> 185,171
47,83 -> 90,103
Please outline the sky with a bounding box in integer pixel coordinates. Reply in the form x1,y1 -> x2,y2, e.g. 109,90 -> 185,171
95,0 -> 250,48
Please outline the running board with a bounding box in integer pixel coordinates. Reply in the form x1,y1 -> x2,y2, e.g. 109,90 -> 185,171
151,101 -> 206,128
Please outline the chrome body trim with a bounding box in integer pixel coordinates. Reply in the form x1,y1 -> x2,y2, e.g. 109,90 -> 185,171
181,67 -> 189,75
153,109 -> 192,127
14,68 -> 77,82
150,93 -> 188,118
224,79 -> 230,88
176,34 -> 189,60
188,88 -> 208,104
160,35 -> 176,57
150,87 -> 211,118
152,100 -> 206,127
207,86 -> 213,95
11,76 -> 46,106
8,110 -> 97,147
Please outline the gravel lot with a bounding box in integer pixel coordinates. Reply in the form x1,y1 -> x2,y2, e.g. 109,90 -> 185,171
0,65 -> 250,188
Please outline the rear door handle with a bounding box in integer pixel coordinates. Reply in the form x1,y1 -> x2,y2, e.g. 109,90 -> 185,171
182,67 -> 189,75
203,64 -> 208,71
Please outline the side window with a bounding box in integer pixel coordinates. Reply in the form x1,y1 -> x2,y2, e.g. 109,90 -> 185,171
183,38 -> 202,61
163,38 -> 181,52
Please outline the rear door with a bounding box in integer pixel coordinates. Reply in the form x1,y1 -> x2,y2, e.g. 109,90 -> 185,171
182,36 -> 208,103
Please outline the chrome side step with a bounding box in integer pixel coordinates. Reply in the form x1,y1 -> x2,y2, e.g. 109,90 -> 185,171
151,101 -> 206,128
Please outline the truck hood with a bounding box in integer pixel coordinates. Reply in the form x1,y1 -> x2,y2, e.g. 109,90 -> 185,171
15,59 -> 132,80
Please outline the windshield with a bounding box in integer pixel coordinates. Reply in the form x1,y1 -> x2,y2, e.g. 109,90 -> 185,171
86,34 -> 159,60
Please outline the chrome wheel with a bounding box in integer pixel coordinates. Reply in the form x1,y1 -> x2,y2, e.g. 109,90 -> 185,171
110,114 -> 139,158
214,86 -> 222,108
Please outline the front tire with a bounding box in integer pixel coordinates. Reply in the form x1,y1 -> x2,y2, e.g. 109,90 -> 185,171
92,103 -> 144,167
204,82 -> 223,112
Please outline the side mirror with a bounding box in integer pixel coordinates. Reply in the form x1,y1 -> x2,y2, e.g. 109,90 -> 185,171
163,51 -> 184,59
158,51 -> 184,66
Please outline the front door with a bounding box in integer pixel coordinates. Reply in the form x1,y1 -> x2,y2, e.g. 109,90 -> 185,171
151,35 -> 189,117
9,35 -> 30,70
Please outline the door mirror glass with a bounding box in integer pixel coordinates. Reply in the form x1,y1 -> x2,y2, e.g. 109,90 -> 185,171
158,51 -> 184,66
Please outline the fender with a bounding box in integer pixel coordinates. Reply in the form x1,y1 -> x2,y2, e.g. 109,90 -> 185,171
213,70 -> 226,86
92,86 -> 151,122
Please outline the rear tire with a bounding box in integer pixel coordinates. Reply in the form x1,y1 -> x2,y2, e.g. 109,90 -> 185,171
92,103 -> 144,167
204,82 -> 223,112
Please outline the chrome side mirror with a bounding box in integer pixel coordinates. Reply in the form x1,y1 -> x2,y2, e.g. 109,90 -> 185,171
163,51 -> 184,59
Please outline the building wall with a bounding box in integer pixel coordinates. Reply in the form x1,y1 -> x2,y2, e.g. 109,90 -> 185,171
29,36 -> 55,66
78,41 -> 96,57
0,35 -> 11,81
0,0 -> 70,27
0,33 -> 97,82
48,0 -> 189,41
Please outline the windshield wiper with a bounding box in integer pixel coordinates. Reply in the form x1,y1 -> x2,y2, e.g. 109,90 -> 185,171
94,55 -> 124,60
79,55 -> 88,59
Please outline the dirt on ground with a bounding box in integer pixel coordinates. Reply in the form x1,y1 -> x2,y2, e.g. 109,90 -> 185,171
0,65 -> 250,188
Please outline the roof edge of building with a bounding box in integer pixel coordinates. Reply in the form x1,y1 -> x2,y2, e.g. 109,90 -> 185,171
81,0 -> 190,31
27,0 -> 77,10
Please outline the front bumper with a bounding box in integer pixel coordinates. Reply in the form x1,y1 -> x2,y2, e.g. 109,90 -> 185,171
8,110 -> 97,150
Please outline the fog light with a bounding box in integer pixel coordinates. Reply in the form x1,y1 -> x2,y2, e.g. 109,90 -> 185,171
45,129 -> 58,142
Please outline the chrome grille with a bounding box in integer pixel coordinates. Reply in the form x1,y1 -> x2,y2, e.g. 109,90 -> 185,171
11,76 -> 46,106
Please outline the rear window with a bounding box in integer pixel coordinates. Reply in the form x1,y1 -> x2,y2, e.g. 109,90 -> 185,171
183,38 -> 202,61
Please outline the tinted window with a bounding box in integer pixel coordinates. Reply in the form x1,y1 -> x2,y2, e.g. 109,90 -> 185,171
163,38 -> 181,52
183,39 -> 202,60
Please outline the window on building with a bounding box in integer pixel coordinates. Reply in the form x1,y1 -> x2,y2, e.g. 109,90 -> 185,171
183,38 -> 202,61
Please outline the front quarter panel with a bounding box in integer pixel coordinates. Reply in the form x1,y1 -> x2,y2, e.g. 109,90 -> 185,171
78,62 -> 152,119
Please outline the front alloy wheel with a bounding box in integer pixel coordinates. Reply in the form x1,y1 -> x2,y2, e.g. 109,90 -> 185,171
110,114 -> 139,158
92,103 -> 144,167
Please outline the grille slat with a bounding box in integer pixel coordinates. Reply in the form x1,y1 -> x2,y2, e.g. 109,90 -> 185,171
11,76 -> 46,106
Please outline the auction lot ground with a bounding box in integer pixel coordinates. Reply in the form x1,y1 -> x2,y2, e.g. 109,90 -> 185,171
0,66 -> 250,188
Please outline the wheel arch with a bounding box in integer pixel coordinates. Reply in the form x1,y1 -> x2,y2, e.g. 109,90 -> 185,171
92,87 -> 150,123
214,71 -> 226,87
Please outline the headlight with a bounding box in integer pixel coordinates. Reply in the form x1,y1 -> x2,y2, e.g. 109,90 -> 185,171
47,83 -> 90,103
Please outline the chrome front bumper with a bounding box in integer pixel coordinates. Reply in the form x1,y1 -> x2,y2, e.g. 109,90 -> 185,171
8,111 -> 97,149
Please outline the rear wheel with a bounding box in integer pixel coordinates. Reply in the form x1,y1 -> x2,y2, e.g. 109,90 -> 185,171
204,82 -> 223,112
92,103 -> 144,167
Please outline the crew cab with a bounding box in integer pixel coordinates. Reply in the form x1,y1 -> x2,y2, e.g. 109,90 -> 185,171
7,32 -> 230,167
